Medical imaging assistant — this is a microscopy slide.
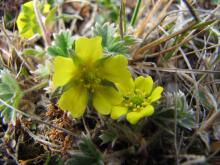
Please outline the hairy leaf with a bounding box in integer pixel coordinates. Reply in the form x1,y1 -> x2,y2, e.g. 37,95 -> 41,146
47,30 -> 74,57
65,138 -> 104,165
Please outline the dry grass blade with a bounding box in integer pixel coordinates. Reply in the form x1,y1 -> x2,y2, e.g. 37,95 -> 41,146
130,66 -> 220,74
135,0 -> 165,37
133,21 -> 196,59
143,0 -> 174,40
132,20 -> 217,60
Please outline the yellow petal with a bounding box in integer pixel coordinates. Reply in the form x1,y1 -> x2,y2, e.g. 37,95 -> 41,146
52,56 -> 76,87
126,111 -> 142,125
93,86 -> 122,115
111,106 -> 128,120
148,86 -> 163,103
141,105 -> 154,117
75,37 -> 103,64
99,55 -> 132,90
116,78 -> 134,95
58,86 -> 88,118
135,76 -> 153,96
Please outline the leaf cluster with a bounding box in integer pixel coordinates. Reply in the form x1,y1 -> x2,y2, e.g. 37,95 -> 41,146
93,23 -> 136,55
47,30 -> 74,57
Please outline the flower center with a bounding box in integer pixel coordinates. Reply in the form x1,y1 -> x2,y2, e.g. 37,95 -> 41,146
79,67 -> 101,91
124,89 -> 149,112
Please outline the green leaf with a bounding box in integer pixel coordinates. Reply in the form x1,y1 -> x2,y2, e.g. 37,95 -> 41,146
93,23 -> 136,55
47,31 -> 74,57
65,138 -> 104,165
99,124 -> 118,147
0,70 -> 23,124
154,91 -> 195,130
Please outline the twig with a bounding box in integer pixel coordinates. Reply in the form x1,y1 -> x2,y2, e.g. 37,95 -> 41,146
21,124 -> 61,149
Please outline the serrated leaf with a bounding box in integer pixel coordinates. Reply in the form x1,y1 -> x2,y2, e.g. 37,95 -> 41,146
93,23 -> 136,55
99,124 -> 118,147
65,138 -> 104,165
154,91 -> 195,130
47,31 -> 74,57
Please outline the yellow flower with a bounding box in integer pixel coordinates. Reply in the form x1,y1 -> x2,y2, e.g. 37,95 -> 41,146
52,37 -> 131,118
16,1 -> 50,38
111,76 -> 163,124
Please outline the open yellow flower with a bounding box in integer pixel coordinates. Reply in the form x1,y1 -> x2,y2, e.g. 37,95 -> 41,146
52,37 -> 131,118
16,1 -> 50,38
111,76 -> 163,124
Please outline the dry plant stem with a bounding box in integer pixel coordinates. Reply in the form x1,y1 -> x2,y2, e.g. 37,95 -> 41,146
81,4 -> 97,35
58,4 -> 66,30
128,66 -> 220,74
182,0 -> 200,22
23,80 -> 48,94
21,123 -> 61,149
33,0 -> 50,48
171,43 -> 220,60
158,25 -> 196,80
143,0 -> 173,40
82,114 -> 91,137
198,110 -> 220,132
133,21 -> 196,59
178,155 -> 206,165
0,98 -> 78,139
206,143 -> 220,161
69,2 -> 84,32
135,0 -> 165,37
1,20 -> 33,71
132,20 -> 218,61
